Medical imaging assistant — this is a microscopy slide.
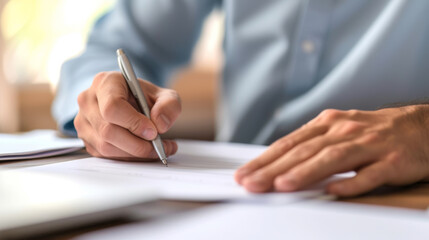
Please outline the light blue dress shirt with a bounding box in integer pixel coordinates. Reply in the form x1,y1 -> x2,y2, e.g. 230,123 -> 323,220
53,0 -> 429,145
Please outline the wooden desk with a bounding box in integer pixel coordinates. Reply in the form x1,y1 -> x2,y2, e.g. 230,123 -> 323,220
2,151 -> 429,239
340,183 -> 429,210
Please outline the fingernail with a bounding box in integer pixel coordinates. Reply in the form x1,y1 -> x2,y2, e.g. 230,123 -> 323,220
158,114 -> 171,132
142,128 -> 157,140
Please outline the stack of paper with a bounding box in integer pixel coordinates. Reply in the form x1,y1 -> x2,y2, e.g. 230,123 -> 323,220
9,139 -> 429,239
0,130 -> 84,161
26,140 -> 351,202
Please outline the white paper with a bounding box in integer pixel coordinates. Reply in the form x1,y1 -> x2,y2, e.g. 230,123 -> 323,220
0,130 -> 84,161
76,200 -> 429,240
0,170 -> 157,239
27,140 -> 352,201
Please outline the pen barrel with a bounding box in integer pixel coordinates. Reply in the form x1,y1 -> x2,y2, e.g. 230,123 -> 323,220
117,50 -> 151,119
152,135 -> 167,161
117,49 -> 168,164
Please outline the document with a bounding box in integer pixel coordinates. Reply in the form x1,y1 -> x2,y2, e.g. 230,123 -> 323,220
28,140 -> 351,201
0,170 -> 156,239
76,200 -> 429,240
0,130 -> 84,161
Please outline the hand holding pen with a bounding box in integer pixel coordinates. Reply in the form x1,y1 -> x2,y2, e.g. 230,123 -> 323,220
117,49 -> 169,166
74,50 -> 181,162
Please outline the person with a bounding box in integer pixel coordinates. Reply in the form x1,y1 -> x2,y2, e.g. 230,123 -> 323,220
53,0 -> 429,197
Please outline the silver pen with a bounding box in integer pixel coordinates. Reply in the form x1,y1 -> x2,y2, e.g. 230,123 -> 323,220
117,49 -> 168,166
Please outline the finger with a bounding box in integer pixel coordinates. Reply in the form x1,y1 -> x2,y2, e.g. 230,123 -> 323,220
84,97 -> 178,158
139,78 -> 160,97
77,116 -> 138,159
117,139 -> 177,161
150,88 -> 181,133
97,122 -> 160,159
166,139 -> 179,156
273,141 -> 379,192
235,124 -> 329,184
327,160 -> 393,197
96,76 -> 158,141
83,140 -> 102,158
240,133 -> 342,193
86,136 -> 177,162
85,139 -> 152,162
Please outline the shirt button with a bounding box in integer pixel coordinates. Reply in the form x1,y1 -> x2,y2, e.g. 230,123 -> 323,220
301,40 -> 315,54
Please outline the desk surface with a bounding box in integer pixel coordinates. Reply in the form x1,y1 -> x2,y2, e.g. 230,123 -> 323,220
2,151 -> 429,239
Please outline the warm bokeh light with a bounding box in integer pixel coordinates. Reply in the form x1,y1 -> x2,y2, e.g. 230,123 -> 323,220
1,0 -> 114,88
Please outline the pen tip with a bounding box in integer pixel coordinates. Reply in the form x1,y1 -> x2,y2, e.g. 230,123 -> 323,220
161,158 -> 168,167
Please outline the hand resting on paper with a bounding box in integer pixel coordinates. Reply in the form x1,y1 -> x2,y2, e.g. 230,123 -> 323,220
74,71 -> 180,161
235,106 -> 429,197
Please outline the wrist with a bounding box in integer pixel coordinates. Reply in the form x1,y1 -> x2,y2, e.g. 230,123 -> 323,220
401,104 -> 429,126
402,104 -> 429,181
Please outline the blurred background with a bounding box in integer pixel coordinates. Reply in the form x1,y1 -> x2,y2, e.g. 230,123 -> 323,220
0,0 -> 223,140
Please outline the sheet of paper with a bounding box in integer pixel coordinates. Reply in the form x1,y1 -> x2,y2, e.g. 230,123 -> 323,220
27,140 -> 352,201
0,169 -> 156,239
76,200 -> 429,240
0,130 -> 84,161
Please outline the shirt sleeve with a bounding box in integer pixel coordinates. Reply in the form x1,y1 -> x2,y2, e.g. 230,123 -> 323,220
52,0 -> 217,136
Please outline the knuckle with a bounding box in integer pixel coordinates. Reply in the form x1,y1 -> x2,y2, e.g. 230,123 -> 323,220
126,116 -> 143,134
338,121 -> 365,135
77,91 -> 88,107
346,109 -> 360,118
273,137 -> 295,152
109,71 -> 125,83
323,145 -> 346,160
318,109 -> 343,122
385,151 -> 404,170
73,114 -> 82,129
290,144 -> 312,159
100,97 -> 120,121
98,123 -> 115,141
73,112 -> 81,127
97,141 -> 113,156
94,71 -> 122,87
133,144 -> 152,158
360,132 -> 382,144
93,72 -> 108,84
